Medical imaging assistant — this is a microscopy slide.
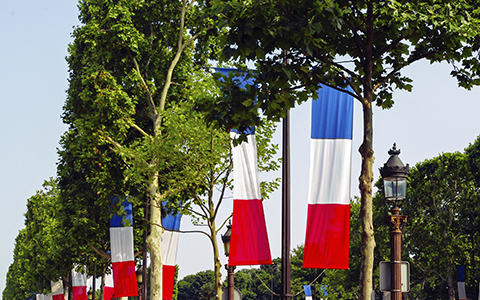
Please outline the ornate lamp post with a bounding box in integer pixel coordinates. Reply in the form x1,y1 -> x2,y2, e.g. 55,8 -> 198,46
222,221 -> 236,300
87,288 -> 93,300
379,143 -> 409,300
136,264 -> 143,300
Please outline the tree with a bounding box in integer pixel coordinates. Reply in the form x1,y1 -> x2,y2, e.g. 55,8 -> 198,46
401,152 -> 476,299
61,1 -> 222,299
205,1 -> 480,299
178,270 -> 216,300
3,179 -> 72,300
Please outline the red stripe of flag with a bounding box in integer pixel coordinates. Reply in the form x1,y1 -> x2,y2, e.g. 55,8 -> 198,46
112,260 -> 138,297
230,199 -> 272,265
304,204 -> 350,268
162,265 -> 176,299
72,287 -> 87,300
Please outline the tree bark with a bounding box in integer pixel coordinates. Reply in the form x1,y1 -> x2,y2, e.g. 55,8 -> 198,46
359,98 -> 375,300
209,221 -> 223,300
148,172 -> 164,300
359,5 -> 376,299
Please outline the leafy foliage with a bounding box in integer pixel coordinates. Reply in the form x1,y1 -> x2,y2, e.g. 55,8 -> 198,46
3,179 -> 71,299
205,2 -> 480,299
59,1 -> 224,298
178,270 -> 216,300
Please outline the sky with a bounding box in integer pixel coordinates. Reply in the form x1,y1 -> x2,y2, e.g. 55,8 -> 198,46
2,0 -> 480,296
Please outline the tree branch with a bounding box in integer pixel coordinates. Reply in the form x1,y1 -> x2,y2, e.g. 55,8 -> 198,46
89,244 -> 111,260
128,51 -> 157,120
132,122 -> 153,140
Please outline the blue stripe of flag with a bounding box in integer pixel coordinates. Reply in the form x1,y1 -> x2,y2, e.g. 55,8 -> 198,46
303,285 -> 312,297
215,67 -> 256,135
110,196 -> 133,227
162,201 -> 182,231
162,213 -> 181,231
311,85 -> 353,139
215,68 -> 254,89
458,265 -> 466,282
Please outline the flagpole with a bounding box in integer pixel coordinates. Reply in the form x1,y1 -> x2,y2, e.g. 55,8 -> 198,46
281,108 -> 291,300
281,49 -> 292,300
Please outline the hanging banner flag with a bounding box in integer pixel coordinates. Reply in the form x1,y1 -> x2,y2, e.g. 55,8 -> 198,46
303,85 -> 353,269
458,265 -> 467,300
214,67 -> 272,266
104,272 -> 115,300
303,285 -> 313,300
37,294 -> 52,300
229,129 -> 273,265
110,196 -> 138,297
72,268 -> 87,300
51,280 -> 64,300
161,206 -> 182,300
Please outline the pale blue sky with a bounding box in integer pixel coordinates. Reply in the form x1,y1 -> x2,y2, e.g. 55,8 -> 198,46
2,0 -> 480,296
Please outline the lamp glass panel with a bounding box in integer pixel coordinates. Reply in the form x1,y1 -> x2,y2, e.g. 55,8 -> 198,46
224,240 -> 230,257
384,177 -> 407,199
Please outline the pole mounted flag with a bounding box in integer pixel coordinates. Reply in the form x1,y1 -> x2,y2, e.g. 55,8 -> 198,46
230,128 -> 272,265
303,85 -> 353,269
104,272 -> 115,300
458,265 -> 467,300
109,196 -> 138,297
215,67 -> 272,266
72,268 -> 87,300
51,280 -> 64,300
161,206 -> 182,300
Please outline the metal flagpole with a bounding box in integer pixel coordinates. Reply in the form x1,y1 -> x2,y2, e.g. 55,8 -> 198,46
281,109 -> 291,300
281,49 -> 292,300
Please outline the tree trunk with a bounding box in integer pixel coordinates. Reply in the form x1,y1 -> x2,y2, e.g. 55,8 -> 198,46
100,274 -> 104,300
148,172 -> 164,300
210,223 -> 223,300
448,271 -> 455,300
359,97 -> 375,300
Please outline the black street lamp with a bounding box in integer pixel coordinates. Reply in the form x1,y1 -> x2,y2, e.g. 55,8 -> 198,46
87,288 -> 93,300
222,221 -> 236,300
136,264 -> 143,300
379,143 -> 409,300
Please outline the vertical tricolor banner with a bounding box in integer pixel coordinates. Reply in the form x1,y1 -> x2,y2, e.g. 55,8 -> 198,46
72,268 -> 87,300
104,272 -> 115,300
161,207 -> 182,300
303,85 -> 353,269
458,265 -> 467,300
214,67 -> 272,266
110,196 -> 138,297
229,129 -> 272,265
51,280 -> 64,300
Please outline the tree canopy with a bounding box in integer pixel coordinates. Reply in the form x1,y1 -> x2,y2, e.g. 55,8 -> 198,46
204,1 -> 480,298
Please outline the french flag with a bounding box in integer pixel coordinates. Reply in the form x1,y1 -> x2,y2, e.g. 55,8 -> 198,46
161,209 -> 182,300
110,196 -> 138,297
51,280 -> 64,300
104,272 -> 115,300
229,128 -> 272,266
458,266 -> 467,300
72,268 -> 87,300
303,85 -> 353,269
